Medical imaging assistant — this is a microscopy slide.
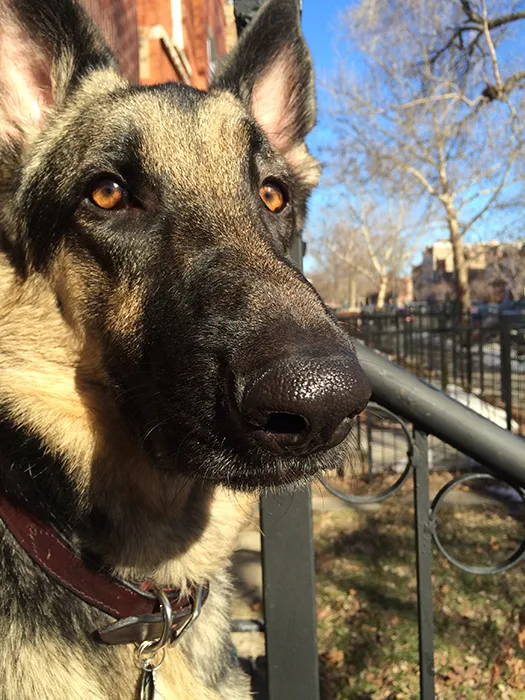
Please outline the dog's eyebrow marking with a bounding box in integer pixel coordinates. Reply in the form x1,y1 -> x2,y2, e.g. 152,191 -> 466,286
246,121 -> 266,155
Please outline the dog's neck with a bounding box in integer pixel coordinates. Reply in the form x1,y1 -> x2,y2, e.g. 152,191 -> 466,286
0,254 -> 251,585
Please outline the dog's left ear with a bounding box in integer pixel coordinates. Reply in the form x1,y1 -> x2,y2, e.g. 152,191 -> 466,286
211,0 -> 320,187
0,0 -> 116,141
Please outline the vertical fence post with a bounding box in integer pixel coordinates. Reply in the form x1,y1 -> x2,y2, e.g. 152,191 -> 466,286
465,314 -> 473,395
478,321 -> 485,396
427,313 -> 434,383
413,429 -> 436,699
395,313 -> 401,364
439,314 -> 447,392
500,314 -> 513,431
451,321 -> 458,390
260,491 -> 320,700
259,233 -> 320,700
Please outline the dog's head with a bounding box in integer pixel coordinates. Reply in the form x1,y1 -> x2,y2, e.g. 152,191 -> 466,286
0,0 -> 371,490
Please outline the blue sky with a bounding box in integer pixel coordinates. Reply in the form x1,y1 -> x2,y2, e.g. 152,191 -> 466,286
301,0 -> 353,273
302,0 -> 348,140
298,2 -> 525,276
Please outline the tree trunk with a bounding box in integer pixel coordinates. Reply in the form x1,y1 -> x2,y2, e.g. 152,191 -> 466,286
444,199 -> 471,317
347,276 -> 357,309
376,275 -> 389,310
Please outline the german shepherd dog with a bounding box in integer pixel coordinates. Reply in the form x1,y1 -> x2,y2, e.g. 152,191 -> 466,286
0,0 -> 371,697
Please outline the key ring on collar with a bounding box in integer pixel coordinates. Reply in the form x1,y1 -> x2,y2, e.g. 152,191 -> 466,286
136,587 -> 172,671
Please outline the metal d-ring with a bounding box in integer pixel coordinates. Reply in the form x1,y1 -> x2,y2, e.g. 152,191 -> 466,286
149,587 -> 173,652
136,586 -> 173,671
170,583 -> 205,646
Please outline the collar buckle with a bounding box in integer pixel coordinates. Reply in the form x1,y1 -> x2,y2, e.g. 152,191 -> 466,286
98,584 -> 206,647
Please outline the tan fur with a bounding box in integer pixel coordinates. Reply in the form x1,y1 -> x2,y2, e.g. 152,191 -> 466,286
138,92 -> 250,206
4,638 -> 115,700
108,281 -> 145,346
4,638 -> 249,700
0,253 -> 253,583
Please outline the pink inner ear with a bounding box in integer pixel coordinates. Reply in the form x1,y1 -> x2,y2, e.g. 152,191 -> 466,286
0,13 -> 54,139
250,52 -> 297,155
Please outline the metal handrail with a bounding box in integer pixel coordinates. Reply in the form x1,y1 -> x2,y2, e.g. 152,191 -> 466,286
355,341 -> 525,486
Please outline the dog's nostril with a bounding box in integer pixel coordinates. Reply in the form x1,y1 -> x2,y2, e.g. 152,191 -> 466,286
238,353 -> 371,456
263,412 -> 308,435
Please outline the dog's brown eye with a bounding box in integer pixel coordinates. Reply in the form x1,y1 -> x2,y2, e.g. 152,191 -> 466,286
90,180 -> 128,210
259,182 -> 287,213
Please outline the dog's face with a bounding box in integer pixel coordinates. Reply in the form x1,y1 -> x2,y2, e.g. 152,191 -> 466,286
0,0 -> 371,489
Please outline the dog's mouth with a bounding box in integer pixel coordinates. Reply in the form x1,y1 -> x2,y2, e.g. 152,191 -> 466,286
149,429 -> 353,491
138,369 -> 361,491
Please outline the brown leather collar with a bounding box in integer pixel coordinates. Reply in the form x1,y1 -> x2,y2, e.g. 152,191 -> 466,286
0,493 -> 209,645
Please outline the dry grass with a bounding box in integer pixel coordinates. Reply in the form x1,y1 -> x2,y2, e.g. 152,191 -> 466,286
314,472 -> 525,699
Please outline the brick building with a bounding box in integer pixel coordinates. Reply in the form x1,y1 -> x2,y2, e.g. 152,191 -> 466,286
81,0 -> 231,89
82,0 -> 140,82
411,239 -> 523,304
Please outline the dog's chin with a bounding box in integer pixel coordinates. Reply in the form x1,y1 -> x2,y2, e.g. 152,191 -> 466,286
149,434 -> 351,491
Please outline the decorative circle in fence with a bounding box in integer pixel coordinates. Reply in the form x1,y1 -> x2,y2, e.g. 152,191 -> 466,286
430,472 -> 525,574
320,403 -> 414,504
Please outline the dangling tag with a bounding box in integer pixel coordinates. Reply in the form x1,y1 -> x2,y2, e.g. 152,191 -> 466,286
140,665 -> 157,700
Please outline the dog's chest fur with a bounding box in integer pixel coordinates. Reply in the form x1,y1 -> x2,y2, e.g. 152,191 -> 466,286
0,519 -> 251,700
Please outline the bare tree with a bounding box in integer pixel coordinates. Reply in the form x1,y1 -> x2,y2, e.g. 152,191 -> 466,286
307,230 -> 376,309
429,1 -> 525,105
309,195 -> 419,310
308,219 -> 373,309
487,241 -> 525,300
326,0 -> 525,316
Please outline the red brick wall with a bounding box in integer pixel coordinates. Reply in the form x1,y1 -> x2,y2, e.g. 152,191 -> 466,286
209,0 -> 226,57
189,0 -> 227,88
137,0 -> 183,85
81,0 -> 140,83
139,0 -> 227,88
80,0 -> 227,89
182,0 -> 198,84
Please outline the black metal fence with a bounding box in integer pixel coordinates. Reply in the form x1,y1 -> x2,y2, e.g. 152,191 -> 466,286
239,342 -> 525,700
338,308 -> 525,436
233,236 -> 525,698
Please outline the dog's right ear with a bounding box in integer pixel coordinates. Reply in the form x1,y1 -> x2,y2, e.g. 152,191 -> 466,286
211,0 -> 320,188
0,0 -> 116,142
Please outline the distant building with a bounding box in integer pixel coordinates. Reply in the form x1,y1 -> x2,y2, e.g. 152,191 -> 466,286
394,275 -> 414,307
411,239 -> 514,304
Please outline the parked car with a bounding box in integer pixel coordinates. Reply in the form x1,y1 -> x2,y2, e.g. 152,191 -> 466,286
509,318 -> 525,357
396,307 -> 415,323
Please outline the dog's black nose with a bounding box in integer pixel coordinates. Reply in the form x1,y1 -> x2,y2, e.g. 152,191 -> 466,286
240,355 -> 371,455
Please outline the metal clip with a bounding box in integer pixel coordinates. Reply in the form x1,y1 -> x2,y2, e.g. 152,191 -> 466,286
170,583 -> 204,645
135,587 -> 171,698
